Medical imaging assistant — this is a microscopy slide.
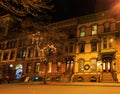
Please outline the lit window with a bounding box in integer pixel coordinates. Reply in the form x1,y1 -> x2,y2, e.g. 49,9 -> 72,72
91,59 -> 97,72
35,63 -> 40,72
17,49 -> 26,58
57,62 -> 61,72
48,62 -> 52,73
79,26 -> 86,37
92,24 -> 97,35
109,37 -> 113,48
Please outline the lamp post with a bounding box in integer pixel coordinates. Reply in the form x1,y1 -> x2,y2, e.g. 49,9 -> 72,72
32,31 -> 56,84
8,64 -> 13,83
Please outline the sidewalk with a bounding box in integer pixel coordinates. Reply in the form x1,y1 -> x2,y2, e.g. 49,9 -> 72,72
21,81 -> 120,87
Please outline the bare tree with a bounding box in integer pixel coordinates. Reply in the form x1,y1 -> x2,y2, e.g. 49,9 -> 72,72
40,27 -> 68,84
0,0 -> 53,19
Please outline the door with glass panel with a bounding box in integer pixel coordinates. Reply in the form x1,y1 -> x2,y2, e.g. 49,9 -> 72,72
102,57 -> 112,72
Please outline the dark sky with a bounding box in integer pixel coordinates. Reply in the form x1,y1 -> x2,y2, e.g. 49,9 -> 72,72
52,0 -> 116,22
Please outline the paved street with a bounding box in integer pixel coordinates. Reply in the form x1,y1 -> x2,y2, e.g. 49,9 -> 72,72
0,82 -> 120,94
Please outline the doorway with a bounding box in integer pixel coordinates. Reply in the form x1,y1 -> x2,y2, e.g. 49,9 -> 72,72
66,60 -> 74,73
102,55 -> 112,72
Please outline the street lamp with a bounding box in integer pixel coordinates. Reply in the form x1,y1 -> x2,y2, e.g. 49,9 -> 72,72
8,64 -> 13,83
32,31 -> 56,84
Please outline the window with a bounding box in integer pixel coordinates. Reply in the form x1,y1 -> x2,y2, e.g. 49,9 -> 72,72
17,48 -> 26,58
79,26 -> 86,37
57,62 -> 61,72
18,40 -> 24,47
91,40 -> 97,52
26,63 -> 31,73
35,63 -> 40,72
103,38 -> 107,49
10,50 -> 15,60
48,62 -> 52,73
104,22 -> 110,32
3,52 -> 9,60
28,48 -> 33,58
78,59 -> 84,72
109,37 -> 113,48
92,24 -> 97,35
69,42 -> 74,53
78,42 -> 85,53
91,59 -> 97,72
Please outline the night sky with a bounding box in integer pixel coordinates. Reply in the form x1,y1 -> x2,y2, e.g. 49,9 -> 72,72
52,0 -> 116,22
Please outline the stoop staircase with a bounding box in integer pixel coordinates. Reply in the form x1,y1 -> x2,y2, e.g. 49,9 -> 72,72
101,73 -> 115,83
61,72 -> 72,82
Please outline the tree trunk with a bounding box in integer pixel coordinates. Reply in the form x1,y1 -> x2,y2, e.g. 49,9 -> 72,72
43,61 -> 48,84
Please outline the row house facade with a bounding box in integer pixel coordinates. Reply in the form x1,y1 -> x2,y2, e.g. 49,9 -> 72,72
0,10 -> 120,83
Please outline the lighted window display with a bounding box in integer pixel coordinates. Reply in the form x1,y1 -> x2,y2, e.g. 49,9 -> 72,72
92,24 -> 97,35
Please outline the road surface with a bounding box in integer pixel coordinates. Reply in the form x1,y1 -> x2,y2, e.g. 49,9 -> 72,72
0,83 -> 120,94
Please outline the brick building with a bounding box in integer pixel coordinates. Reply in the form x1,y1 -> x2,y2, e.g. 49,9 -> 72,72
0,9 -> 120,83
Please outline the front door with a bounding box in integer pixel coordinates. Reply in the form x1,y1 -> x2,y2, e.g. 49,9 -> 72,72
102,56 -> 112,72
66,60 -> 74,73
